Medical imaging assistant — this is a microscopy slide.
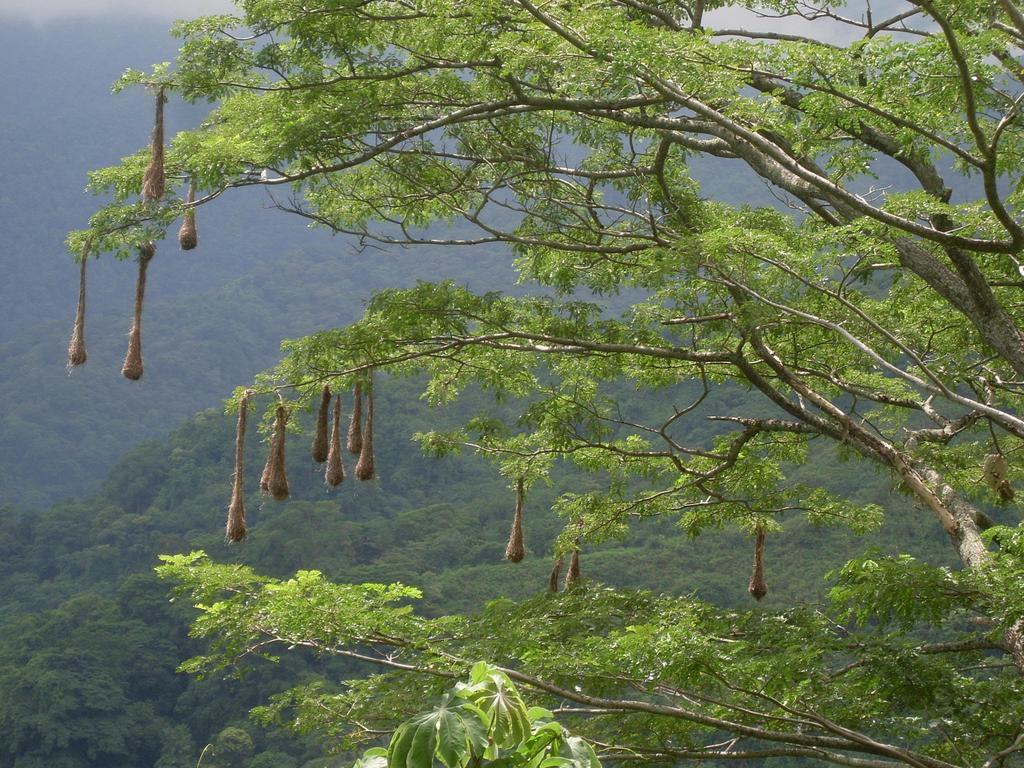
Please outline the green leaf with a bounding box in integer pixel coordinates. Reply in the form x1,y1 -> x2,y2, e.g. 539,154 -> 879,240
387,695 -> 489,768
456,665 -> 531,749
557,737 -> 601,768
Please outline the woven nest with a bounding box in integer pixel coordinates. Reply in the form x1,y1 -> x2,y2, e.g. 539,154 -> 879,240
547,556 -> 563,592
347,380 -> 363,455
262,405 -> 291,501
354,372 -> 375,481
121,243 -> 155,381
748,524 -> 767,601
225,393 -> 250,543
67,236 -> 94,368
504,478 -> 525,563
563,549 -> 581,590
311,383 -> 331,463
325,395 -> 345,488
141,88 -> 166,202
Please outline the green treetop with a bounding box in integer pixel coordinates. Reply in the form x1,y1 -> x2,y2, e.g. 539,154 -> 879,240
74,1 -> 1024,765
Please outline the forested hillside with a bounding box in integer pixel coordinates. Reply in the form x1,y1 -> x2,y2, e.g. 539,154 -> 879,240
0,370 -> 960,767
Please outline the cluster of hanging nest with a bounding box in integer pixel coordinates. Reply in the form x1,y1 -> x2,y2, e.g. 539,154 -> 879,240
219,367 -> 597,593
217,363 -> 601,599
67,86 -> 201,379
505,477 -> 584,592
223,372 -> 377,543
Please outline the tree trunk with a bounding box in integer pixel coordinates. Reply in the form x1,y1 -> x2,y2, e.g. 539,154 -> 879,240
908,462 -> 1024,673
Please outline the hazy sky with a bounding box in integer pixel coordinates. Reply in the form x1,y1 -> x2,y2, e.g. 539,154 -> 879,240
1,0 -> 905,26
0,0 -> 910,43
0,0 -> 236,23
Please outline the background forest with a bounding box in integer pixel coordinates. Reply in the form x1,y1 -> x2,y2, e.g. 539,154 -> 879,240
0,6 -> 1009,768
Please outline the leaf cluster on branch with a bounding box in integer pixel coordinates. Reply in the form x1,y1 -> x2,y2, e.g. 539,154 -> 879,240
160,546 -> 1024,768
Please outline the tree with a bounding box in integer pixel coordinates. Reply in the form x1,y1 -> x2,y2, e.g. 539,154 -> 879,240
208,727 -> 255,768
77,0 -> 1024,765
0,594 -> 179,768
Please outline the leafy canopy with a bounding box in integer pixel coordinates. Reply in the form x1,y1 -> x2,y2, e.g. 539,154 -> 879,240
159,545 -> 1024,768
74,0 -> 1024,765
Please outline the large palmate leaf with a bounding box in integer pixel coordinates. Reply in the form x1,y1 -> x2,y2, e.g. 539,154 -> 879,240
388,693 -> 489,768
454,662 -> 532,752
372,665 -> 600,768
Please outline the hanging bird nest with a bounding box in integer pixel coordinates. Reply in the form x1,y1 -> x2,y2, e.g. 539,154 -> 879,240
748,523 -> 768,601
66,235 -> 94,368
121,242 -> 155,381
326,394 -> 345,488
178,179 -> 198,250
225,391 -> 251,543
563,548 -> 581,590
355,370 -> 375,481
504,478 -> 526,563
348,380 -> 363,455
983,453 -> 1015,503
141,87 -> 166,202
547,555 -> 564,592
263,404 -> 291,501
311,383 -> 331,463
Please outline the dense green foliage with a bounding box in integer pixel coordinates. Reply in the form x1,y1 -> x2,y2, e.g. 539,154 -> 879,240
36,0 -> 1024,765
377,662 -> 603,768
164,541 -> 1024,768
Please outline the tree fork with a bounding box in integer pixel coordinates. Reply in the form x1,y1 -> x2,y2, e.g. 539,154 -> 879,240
737,331 -> 1024,672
